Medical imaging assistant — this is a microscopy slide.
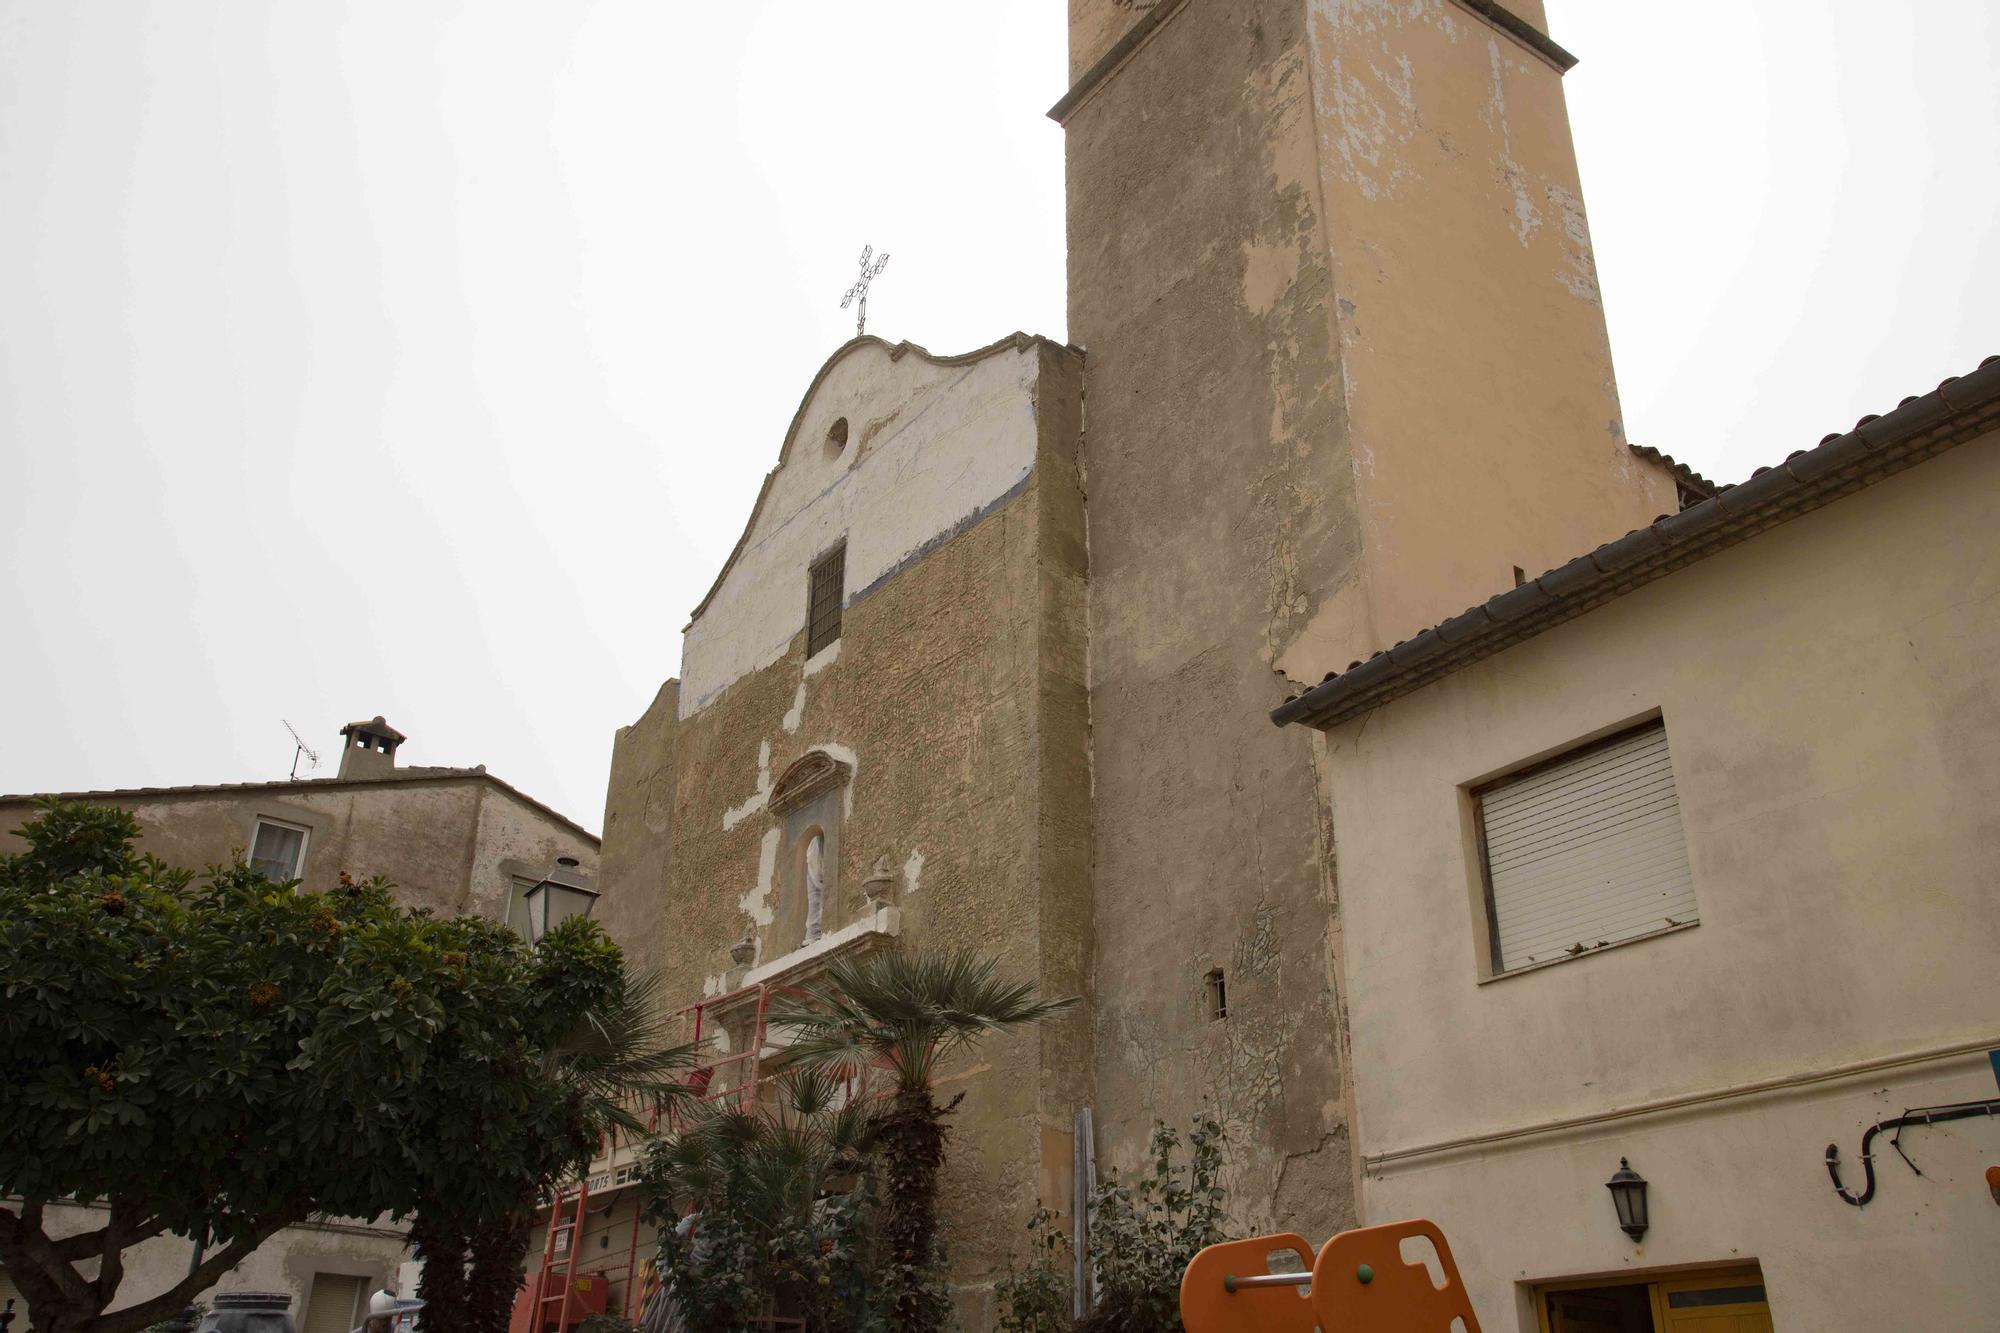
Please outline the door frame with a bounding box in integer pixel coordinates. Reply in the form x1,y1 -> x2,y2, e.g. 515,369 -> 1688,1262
1534,1265 -> 1766,1333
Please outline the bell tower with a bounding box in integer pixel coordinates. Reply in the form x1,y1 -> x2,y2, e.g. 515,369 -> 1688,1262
1058,0 -> 1677,1239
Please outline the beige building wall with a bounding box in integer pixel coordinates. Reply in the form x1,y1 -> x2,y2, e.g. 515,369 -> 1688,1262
1058,0 -> 1673,1244
24,1204 -> 403,1332
594,334 -> 1090,1325
595,680 -> 680,987
0,774 -> 598,922
1314,435 -> 2000,1327
0,761 -> 599,1325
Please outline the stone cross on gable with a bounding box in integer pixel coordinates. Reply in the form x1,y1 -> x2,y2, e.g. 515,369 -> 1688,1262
840,244 -> 891,337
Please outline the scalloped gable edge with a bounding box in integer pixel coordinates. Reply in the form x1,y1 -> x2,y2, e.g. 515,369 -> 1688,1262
682,331 -> 1079,630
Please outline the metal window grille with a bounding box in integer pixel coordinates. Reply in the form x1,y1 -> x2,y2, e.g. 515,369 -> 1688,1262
807,545 -> 845,657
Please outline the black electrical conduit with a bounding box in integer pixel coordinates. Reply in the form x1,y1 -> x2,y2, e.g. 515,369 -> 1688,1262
1824,1098 -> 2000,1206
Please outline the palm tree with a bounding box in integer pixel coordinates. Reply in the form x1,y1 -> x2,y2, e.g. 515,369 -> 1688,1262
769,950 -> 1077,1333
644,1066 -> 881,1333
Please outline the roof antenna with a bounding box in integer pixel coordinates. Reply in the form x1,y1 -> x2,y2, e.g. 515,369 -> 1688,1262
282,719 -> 321,782
839,244 -> 891,337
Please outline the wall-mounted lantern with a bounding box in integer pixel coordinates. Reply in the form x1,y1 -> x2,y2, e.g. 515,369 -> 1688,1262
524,856 -> 599,943
1606,1158 -> 1649,1241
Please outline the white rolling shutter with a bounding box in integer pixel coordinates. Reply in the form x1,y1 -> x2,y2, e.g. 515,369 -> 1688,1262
303,1274 -> 365,1333
1478,722 -> 1696,972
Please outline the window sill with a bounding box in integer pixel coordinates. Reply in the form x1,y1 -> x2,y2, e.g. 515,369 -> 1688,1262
1477,919 -> 1698,985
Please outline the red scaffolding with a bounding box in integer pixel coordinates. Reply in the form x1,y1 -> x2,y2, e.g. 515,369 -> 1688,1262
508,979 -> 787,1332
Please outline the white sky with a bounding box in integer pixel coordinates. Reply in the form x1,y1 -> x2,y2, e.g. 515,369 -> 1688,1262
2,2 -> 1994,833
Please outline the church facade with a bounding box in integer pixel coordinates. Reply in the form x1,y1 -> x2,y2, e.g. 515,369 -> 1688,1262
577,1 -> 1997,1327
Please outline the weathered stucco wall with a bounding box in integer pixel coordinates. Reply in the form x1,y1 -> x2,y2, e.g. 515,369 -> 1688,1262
1303,0 -> 1675,675
1318,436 -> 2000,1326
0,776 -> 597,924
1064,0 -> 1362,1244
679,336 -> 1052,719
620,337 -> 1090,1324
1061,0 -> 1677,1244
595,680 -> 680,985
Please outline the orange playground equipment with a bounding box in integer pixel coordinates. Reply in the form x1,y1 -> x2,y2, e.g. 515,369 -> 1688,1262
1180,1219 -> 1482,1333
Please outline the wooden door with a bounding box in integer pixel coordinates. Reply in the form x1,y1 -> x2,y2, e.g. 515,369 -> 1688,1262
1653,1271 -> 1772,1333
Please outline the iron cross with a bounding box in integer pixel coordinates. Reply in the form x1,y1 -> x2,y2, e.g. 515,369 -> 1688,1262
840,244 -> 891,337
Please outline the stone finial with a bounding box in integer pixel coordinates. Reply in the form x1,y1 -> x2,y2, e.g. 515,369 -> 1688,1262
728,935 -> 755,966
862,854 -> 895,909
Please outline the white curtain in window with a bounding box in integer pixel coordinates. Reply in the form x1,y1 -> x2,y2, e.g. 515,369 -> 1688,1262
251,821 -> 306,880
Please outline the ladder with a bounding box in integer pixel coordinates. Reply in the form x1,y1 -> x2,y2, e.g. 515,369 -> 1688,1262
527,1177 -> 592,1333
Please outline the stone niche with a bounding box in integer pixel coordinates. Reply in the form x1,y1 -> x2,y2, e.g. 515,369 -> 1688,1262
766,749 -> 851,955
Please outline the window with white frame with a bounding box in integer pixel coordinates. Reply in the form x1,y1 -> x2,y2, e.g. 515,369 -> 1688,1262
1474,720 -> 1697,974
250,818 -> 309,881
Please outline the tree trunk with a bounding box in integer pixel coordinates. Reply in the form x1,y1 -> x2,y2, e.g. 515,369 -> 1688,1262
463,1197 -> 534,1333
875,1089 -> 950,1333
411,1214 -> 470,1333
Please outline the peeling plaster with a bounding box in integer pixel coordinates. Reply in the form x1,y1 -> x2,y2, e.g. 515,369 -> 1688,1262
680,344 -> 1044,718
903,846 -> 925,896
808,740 -> 861,819
1485,40 -> 1540,246
737,826 -> 781,929
721,739 -> 773,830
1545,182 -> 1601,302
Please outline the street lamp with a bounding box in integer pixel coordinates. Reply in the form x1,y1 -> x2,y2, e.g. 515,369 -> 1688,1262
524,856 -> 599,943
1605,1158 -> 1649,1241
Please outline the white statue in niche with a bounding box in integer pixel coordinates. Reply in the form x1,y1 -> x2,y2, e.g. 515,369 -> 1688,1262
804,832 -> 825,944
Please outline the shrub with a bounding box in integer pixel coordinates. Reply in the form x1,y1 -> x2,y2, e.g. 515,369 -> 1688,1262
995,1207 -> 1074,1333
1077,1114 -> 1228,1333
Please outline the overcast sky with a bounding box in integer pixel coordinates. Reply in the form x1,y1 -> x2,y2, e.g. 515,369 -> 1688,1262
2,2 -> 1994,833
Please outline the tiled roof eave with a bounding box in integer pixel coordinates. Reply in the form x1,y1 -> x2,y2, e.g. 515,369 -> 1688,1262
1272,355 -> 2000,731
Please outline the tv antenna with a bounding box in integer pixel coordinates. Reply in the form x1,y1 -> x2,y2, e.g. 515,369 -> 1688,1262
840,244 -> 891,337
282,719 -> 320,781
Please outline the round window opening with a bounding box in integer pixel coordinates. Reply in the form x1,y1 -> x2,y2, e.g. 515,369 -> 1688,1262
824,416 -> 850,460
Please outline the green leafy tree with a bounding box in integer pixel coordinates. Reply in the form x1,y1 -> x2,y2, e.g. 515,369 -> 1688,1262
770,951 -> 1076,1333
640,1067 -> 881,1333
1077,1115 -> 1228,1333
413,967 -> 694,1333
0,801 -> 684,1333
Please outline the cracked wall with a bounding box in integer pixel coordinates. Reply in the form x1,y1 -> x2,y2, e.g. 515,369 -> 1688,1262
601,338 -> 1091,1328
1063,0 -> 1678,1249
1066,0 -> 1362,1246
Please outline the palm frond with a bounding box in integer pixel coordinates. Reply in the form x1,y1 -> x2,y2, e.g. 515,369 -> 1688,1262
766,948 -> 1076,1097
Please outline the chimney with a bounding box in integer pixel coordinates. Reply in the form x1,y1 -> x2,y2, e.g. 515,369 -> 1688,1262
337,715 -> 406,779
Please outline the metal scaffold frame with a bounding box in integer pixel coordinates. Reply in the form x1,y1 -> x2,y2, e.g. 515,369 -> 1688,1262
515,979 -> 788,1332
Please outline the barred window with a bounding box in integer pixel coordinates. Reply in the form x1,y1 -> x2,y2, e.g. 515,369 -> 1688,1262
807,544 -> 845,657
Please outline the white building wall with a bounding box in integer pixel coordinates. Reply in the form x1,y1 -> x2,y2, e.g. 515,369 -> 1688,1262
678,337 -> 1046,718
1315,437 -> 2000,1328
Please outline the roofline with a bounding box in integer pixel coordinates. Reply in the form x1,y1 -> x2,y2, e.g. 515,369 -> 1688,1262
0,768 -> 601,847
1272,353 -> 2000,732
683,331 -> 1078,629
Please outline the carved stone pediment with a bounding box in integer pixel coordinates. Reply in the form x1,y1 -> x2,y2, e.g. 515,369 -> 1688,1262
707,904 -> 901,1024
768,750 -> 852,816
